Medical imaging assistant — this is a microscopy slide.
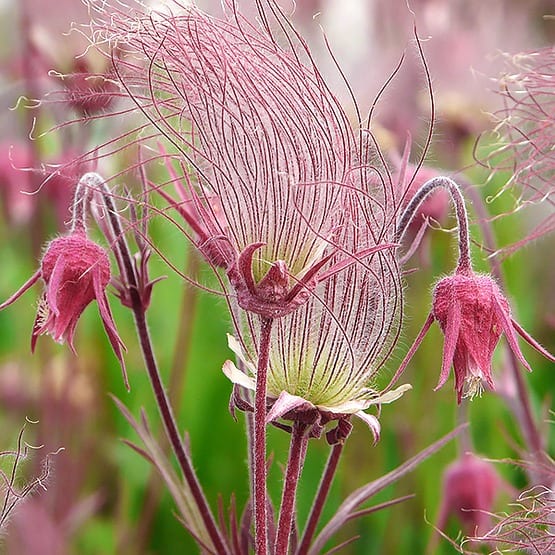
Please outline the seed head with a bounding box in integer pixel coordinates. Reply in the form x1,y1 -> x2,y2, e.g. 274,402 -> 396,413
224,189 -> 409,442
91,2 -> 395,318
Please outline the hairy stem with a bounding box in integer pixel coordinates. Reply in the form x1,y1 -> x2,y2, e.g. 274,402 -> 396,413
296,442 -> 344,554
396,176 -> 472,274
275,422 -> 309,555
255,317 -> 274,555
132,249 -> 200,552
97,178 -> 228,554
70,175 -> 94,233
132,307 -> 228,553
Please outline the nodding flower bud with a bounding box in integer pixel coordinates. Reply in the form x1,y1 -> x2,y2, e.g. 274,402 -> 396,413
390,268 -> 555,404
431,271 -> 555,403
0,220 -> 127,387
436,452 -> 500,537
34,231 -> 118,349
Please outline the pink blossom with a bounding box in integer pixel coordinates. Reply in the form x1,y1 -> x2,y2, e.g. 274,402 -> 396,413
436,452 -> 501,537
86,1 -> 409,435
433,271 -> 554,402
0,230 -> 126,382
392,269 -> 555,403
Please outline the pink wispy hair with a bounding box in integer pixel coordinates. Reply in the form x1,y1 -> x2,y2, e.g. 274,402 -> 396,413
86,0 -> 400,283
83,0 -> 406,425
478,46 -> 555,255
468,484 -> 555,554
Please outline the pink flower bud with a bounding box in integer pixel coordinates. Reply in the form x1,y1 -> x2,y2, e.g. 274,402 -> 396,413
0,230 -> 126,384
432,271 -> 554,403
437,452 -> 500,537
391,268 -> 555,404
36,231 -> 112,347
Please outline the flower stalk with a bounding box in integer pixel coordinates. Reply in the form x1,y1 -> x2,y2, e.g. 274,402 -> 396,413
464,186 -> 546,456
296,442 -> 345,554
396,176 -> 472,273
391,175 -> 555,402
254,316 -> 274,555
275,422 -> 309,555
93,173 -> 229,555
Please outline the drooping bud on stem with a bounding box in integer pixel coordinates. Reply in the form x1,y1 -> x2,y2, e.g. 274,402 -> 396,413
0,172 -> 128,386
389,176 -> 555,402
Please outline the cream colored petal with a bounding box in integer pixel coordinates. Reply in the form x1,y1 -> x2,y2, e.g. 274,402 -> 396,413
222,360 -> 256,391
226,333 -> 257,375
316,399 -> 371,414
368,384 -> 412,405
354,411 -> 381,444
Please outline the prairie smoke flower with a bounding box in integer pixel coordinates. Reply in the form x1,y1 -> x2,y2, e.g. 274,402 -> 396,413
224,190 -> 409,442
417,269 -> 554,403
90,2 -> 394,319
0,229 -> 126,381
84,1 -> 410,439
18,0 -> 121,117
393,175 -> 554,403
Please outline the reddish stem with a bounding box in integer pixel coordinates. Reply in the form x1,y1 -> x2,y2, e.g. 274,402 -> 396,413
133,307 -> 228,554
296,442 -> 344,554
275,422 -> 309,555
254,317 -> 274,555
396,176 -> 472,274
131,249 -> 200,552
100,184 -> 229,554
